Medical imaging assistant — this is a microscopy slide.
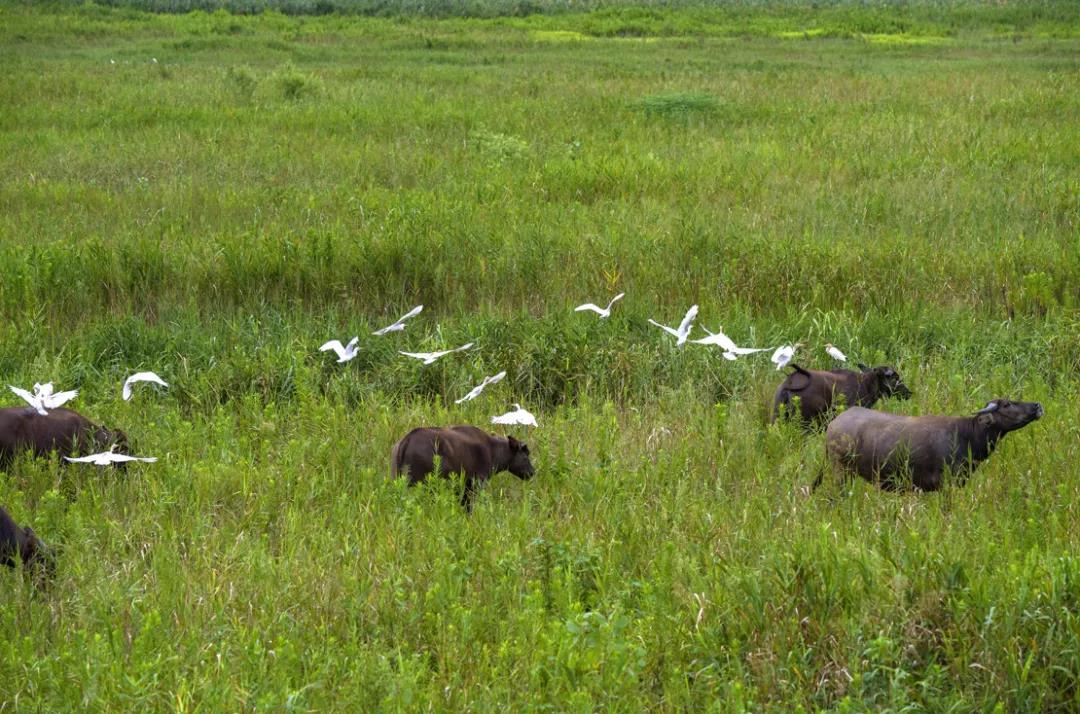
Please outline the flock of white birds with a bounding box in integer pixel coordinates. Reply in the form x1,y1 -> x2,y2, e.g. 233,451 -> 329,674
320,296 -> 849,428
6,295 -> 850,466
319,304 -> 538,426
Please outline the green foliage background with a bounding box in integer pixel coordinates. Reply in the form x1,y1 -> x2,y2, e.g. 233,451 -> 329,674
1,2 -> 1078,709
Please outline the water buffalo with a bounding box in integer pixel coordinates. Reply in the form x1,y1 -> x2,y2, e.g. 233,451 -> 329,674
391,425 -> 535,510
772,363 -> 911,426
1,506 -> 54,578
0,407 -> 128,469
821,399 -> 1043,492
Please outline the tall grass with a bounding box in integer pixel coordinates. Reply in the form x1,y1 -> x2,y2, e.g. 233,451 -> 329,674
0,4 -> 1078,709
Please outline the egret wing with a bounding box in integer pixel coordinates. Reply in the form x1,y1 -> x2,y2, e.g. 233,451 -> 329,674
111,454 -> 158,463
605,293 -> 626,310
63,454 -> 102,464
677,305 -> 699,336
9,386 -> 38,406
320,340 -> 345,356
647,319 -> 680,338
44,390 -> 78,409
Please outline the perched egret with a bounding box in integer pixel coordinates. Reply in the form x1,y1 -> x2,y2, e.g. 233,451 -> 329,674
320,337 -> 360,363
64,451 -> 157,466
491,404 -> 538,427
647,304 -> 699,346
574,293 -> 625,319
9,383 -> 78,416
772,344 -> 799,370
122,372 -> 168,401
455,371 -> 507,404
825,343 -> 847,363
372,305 -> 423,336
691,327 -> 769,361
400,343 -> 474,365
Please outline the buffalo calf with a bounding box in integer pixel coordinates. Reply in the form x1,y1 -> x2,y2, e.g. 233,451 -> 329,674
772,363 -> 911,426
391,425 -> 535,510
1,506 -> 53,578
0,407 -> 127,468
822,399 -> 1043,492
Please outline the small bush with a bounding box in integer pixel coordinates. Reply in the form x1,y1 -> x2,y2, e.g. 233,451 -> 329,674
272,63 -> 320,100
637,91 -> 718,119
470,129 -> 530,163
226,65 -> 258,102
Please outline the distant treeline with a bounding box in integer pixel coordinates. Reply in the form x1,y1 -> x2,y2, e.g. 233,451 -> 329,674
23,0 -> 1080,21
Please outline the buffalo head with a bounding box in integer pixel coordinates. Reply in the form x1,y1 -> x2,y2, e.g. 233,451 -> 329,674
22,526 -> 56,582
975,399 -> 1044,432
507,437 -> 535,480
860,363 -> 912,400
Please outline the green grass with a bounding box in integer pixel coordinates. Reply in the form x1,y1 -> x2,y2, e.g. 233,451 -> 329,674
1,2 -> 1079,709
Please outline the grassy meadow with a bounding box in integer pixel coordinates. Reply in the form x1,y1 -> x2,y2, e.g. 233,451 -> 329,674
1,1 -> 1079,709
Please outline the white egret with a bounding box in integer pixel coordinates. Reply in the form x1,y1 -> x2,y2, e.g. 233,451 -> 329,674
647,304 -> 699,346
320,337 -> 360,363
574,293 -> 625,319
372,305 -> 423,336
491,403 -> 538,427
772,344 -> 801,370
400,342 -> 474,365
455,371 -> 507,404
64,451 -> 157,466
825,343 -> 848,363
691,327 -> 769,361
9,383 -> 78,416
122,371 -> 168,401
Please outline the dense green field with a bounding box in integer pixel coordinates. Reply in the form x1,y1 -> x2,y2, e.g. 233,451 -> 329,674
2,2 -> 1079,709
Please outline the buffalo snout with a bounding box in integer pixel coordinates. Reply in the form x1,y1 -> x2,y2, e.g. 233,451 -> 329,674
24,528 -> 56,581
511,454 -> 535,480
877,367 -> 912,400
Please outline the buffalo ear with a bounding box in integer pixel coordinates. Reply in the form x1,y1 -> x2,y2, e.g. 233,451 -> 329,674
858,363 -> 871,372
976,412 -> 996,427
507,436 -> 521,450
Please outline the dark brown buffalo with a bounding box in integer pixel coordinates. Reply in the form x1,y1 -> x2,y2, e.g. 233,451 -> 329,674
0,407 -> 128,468
772,363 -> 911,425
1,506 -> 53,578
821,399 -> 1043,492
391,425 -> 535,510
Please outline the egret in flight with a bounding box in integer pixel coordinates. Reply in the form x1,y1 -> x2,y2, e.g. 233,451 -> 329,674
691,327 -> 769,361
574,293 -> 625,319
320,337 -> 360,363
65,451 -> 157,466
9,383 -> 78,416
647,305 -> 699,346
491,404 -> 538,427
455,371 -> 507,404
771,345 -> 799,370
400,343 -> 474,365
122,372 -> 168,401
372,305 -> 423,336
